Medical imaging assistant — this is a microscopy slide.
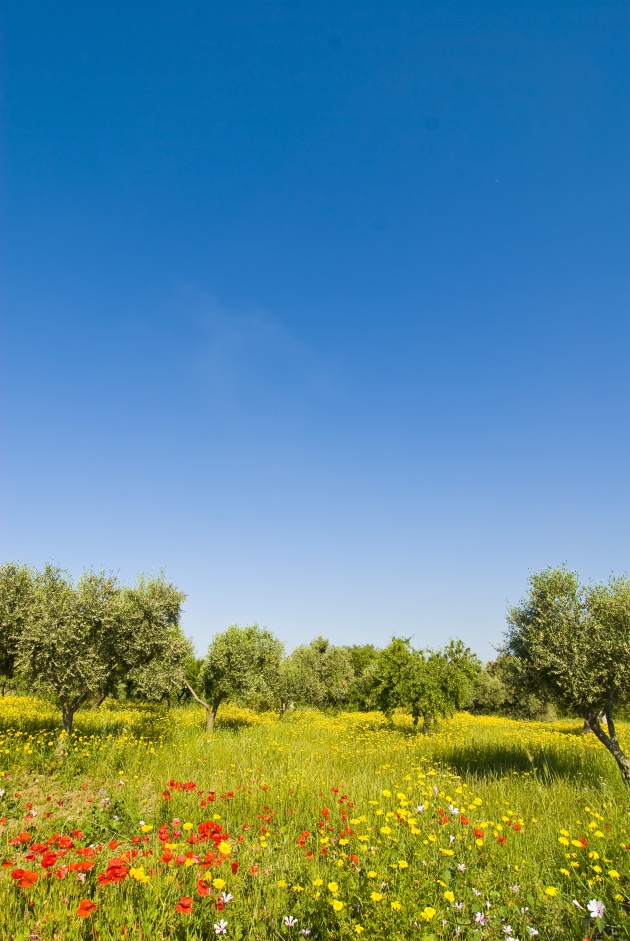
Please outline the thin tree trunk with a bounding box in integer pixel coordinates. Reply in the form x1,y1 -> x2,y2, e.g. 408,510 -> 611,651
588,697 -> 630,788
183,680 -> 219,732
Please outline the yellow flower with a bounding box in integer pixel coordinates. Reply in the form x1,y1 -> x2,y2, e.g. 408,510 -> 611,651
339,838 -> 349,846
370,892 -> 383,902
391,901 -> 402,910
212,878 -> 226,890
293,885 -> 304,892
382,789 -> 392,798
367,871 -> 377,879
544,887 -> 558,897
277,880 -> 288,888
421,906 -> 436,921
398,860 -> 408,869
609,870 -> 620,879
328,882 -> 339,894
129,866 -> 150,883
475,838 -> 484,847
182,822 -> 193,831
558,837 -> 570,846
593,866 -> 603,874
444,891 -> 455,903
380,826 -> 392,835
217,841 -> 232,856
140,824 -> 153,833
331,899 -> 344,912
354,926 -> 364,934
560,869 -> 570,876
313,879 -> 324,887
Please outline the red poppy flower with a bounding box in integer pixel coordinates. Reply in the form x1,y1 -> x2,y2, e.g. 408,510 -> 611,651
196,879 -> 209,897
231,860 -> 239,874
77,898 -> 97,918
176,896 -> 193,914
474,828 -> 484,839
497,835 -> 507,844
460,816 -> 469,825
19,871 -> 38,888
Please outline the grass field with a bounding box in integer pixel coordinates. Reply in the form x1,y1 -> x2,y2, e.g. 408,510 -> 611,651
1,698 -> 629,940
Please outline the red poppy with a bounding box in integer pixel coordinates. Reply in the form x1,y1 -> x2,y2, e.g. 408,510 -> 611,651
474,828 -> 484,839
497,835 -> 507,844
176,896 -> 193,914
460,816 -> 469,825
19,871 -> 38,888
231,860 -> 239,874
77,898 -> 97,918
41,852 -> 57,869
11,869 -> 25,881
196,879 -> 209,897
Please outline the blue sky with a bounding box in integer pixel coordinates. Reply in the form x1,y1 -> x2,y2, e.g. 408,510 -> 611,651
2,1 -> 629,660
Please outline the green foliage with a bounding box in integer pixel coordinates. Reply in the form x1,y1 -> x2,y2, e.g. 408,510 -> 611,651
12,565 -> 188,731
505,565 -> 630,785
469,655 -> 556,720
198,624 -> 284,727
372,637 -> 481,728
0,562 -> 35,691
278,637 -> 354,712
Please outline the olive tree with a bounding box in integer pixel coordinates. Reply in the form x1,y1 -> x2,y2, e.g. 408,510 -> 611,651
372,637 -> 481,730
187,624 -> 284,730
276,637 -> 355,714
16,565 -> 189,732
0,563 -> 35,695
505,566 -> 630,787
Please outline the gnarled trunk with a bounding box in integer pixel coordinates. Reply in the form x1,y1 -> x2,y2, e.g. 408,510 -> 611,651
184,680 -> 223,733
588,695 -> 630,788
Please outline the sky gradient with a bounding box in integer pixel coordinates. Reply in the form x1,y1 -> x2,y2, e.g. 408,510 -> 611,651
2,0 -> 629,660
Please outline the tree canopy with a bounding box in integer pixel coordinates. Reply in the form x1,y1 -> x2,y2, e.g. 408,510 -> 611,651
505,565 -> 630,786
2,564 -> 189,732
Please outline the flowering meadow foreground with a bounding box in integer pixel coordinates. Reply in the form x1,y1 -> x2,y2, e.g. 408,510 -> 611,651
1,700 -> 629,940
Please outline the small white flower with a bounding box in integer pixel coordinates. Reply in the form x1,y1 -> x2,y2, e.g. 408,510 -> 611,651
472,888 -> 482,897
214,920 -> 228,935
300,930 -> 311,938
457,863 -> 466,872
449,804 -> 460,815
571,900 -> 583,910
510,885 -> 520,893
475,912 -> 488,926
526,929 -> 539,938
0,789 -> 5,798
587,899 -> 605,920
139,820 -> 145,827
283,915 -> 298,928
503,927 -> 513,936
449,835 -> 456,844
220,892 -> 234,904
416,804 -> 426,813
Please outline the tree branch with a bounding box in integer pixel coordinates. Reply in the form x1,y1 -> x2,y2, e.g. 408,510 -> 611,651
183,679 -> 210,712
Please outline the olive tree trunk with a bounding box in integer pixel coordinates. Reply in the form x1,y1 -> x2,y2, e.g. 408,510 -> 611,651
588,700 -> 630,788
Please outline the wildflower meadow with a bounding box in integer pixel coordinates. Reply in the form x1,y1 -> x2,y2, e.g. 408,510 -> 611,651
1,698 -> 629,940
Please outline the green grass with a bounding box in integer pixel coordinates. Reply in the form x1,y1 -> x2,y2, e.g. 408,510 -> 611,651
0,698 -> 629,939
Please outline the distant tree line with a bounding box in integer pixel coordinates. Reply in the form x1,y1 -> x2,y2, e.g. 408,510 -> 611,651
3,561 -> 630,786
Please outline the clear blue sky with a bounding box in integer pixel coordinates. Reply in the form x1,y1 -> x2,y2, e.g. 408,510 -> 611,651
2,1 -> 628,660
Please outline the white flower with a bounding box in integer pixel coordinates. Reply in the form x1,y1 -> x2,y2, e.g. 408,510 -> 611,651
457,863 -> 466,872
449,835 -> 456,844
510,885 -> 520,893
571,900 -> 583,910
214,920 -> 228,935
0,789 -> 5,798
475,913 -> 488,926
472,888 -> 482,896
416,804 -> 426,813
283,915 -> 298,928
300,931 -> 311,938
449,804 -> 460,815
587,899 -> 605,920
220,892 -> 234,904
139,820 -> 145,827
526,929 -> 539,938
503,926 -> 513,935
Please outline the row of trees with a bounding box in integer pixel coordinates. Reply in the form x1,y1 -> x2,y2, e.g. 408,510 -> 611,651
0,563 -> 482,733
4,561 -> 630,788
185,629 -> 482,731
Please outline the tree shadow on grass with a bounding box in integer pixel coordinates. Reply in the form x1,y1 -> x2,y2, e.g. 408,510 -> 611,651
439,741 -> 614,788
